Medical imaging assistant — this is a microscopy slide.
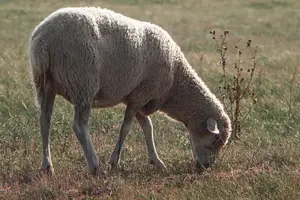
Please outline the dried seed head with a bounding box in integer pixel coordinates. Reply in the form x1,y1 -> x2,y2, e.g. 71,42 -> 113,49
223,46 -> 228,51
224,30 -> 229,35
238,125 -> 241,132
241,78 -> 244,82
209,30 -> 216,35
247,39 -> 252,47
253,98 -> 257,104
247,69 -> 251,72
235,45 -> 239,49
222,60 -> 226,66
213,36 -> 215,40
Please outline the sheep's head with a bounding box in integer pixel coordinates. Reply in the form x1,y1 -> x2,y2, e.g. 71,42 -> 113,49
186,115 -> 231,170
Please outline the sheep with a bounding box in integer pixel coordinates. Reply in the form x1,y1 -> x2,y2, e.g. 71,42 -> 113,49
29,7 -> 232,176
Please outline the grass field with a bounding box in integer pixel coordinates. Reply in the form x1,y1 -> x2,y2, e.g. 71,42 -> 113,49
1,0 -> 300,199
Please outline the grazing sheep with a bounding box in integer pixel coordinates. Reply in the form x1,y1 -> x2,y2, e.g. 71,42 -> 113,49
29,7 -> 232,175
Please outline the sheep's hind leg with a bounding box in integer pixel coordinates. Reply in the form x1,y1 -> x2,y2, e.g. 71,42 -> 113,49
140,98 -> 162,115
136,112 -> 166,171
72,104 -> 104,175
108,105 -> 137,171
39,83 -> 55,176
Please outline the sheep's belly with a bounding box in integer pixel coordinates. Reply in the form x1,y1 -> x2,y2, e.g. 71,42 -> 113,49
91,99 -> 122,108
91,86 -> 130,108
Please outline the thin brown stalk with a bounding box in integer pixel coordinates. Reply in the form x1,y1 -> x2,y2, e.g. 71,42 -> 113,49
288,66 -> 298,117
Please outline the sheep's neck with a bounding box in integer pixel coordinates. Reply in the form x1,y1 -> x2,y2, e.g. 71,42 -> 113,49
160,63 -> 209,124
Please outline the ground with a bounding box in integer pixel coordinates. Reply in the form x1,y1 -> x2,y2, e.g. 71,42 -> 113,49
0,0 -> 300,199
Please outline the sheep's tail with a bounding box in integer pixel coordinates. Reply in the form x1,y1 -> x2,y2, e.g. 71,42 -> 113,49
29,39 -> 49,108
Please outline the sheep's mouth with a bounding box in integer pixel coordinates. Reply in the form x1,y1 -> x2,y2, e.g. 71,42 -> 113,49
204,136 -> 221,151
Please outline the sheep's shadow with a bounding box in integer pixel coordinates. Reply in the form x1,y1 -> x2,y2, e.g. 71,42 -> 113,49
106,159 -> 209,180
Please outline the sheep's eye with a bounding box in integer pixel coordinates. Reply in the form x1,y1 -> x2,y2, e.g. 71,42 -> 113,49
204,136 -> 220,150
212,135 -> 221,145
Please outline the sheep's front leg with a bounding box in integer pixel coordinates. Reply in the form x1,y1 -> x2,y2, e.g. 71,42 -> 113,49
136,112 -> 166,170
39,84 -> 55,176
72,104 -> 104,175
108,106 -> 137,171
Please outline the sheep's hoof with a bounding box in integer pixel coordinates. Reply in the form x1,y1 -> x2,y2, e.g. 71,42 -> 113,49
89,167 -> 106,177
42,165 -> 54,177
107,163 -> 119,174
88,162 -> 106,176
107,152 -> 120,174
149,159 -> 167,171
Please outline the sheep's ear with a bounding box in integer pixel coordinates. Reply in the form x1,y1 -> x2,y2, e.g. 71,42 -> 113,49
206,117 -> 220,134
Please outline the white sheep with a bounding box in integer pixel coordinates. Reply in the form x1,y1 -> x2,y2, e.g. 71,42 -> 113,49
29,7 -> 232,175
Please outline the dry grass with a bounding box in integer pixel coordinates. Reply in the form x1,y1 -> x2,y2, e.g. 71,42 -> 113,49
0,0 -> 300,199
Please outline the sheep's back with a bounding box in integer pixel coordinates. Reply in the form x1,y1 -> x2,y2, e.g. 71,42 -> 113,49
31,7 -> 182,105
